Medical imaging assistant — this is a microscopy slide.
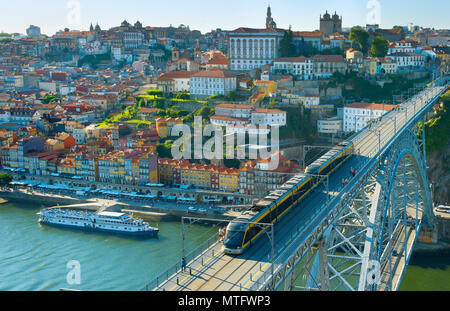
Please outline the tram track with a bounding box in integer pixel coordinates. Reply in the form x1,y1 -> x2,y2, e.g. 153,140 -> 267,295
188,183 -> 328,291
164,86 -> 445,292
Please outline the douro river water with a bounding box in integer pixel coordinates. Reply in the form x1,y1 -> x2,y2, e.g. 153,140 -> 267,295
0,202 -> 448,291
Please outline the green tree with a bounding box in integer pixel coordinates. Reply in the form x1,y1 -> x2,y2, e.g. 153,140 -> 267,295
157,109 -> 167,117
41,95 -> 61,104
195,106 -> 215,120
0,38 -> 13,43
156,143 -> 173,158
370,36 -> 389,57
152,99 -> 165,109
0,173 -> 12,187
279,26 -> 297,57
176,92 -> 190,100
146,89 -> 163,96
349,26 -> 370,53
177,110 -> 189,117
166,108 -> 179,118
227,91 -> 238,101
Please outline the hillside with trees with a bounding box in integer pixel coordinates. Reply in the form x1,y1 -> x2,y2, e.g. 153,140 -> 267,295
420,90 -> 450,205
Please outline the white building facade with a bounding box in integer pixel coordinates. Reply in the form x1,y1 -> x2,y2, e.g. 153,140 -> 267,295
318,117 -> 343,134
387,52 -> 425,68
272,57 -> 313,80
215,104 -> 253,119
343,102 -> 397,133
190,69 -> 236,96
228,28 -> 284,71
251,109 -> 287,126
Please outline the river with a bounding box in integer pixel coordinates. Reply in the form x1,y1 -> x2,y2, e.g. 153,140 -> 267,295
0,201 -> 448,291
0,201 -> 217,291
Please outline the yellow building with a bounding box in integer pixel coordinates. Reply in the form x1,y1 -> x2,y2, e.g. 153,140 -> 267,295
45,139 -> 64,152
158,158 -> 189,185
255,80 -> 277,96
97,151 -> 125,184
156,117 -> 183,138
250,91 -> 266,105
149,168 -> 158,183
218,168 -> 239,192
180,163 -> 212,189
57,157 -> 76,176
366,57 -> 379,76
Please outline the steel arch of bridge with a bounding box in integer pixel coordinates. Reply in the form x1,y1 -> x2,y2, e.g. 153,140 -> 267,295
253,123 -> 434,292
323,127 -> 432,292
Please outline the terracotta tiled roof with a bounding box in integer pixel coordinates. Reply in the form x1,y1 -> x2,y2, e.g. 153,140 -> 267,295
293,31 -> 323,38
275,56 -> 310,63
252,109 -> 286,114
158,71 -> 196,81
312,55 -> 345,62
215,104 -> 254,110
231,28 -> 285,34
191,68 -> 234,78
207,56 -> 228,65
345,102 -> 398,111
211,116 -> 248,122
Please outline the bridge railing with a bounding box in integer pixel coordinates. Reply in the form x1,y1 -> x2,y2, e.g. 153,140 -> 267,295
247,84 -> 447,291
247,136 -> 383,290
141,232 -> 219,291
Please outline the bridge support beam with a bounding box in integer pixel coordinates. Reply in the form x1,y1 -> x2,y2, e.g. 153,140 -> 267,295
318,238 -> 330,291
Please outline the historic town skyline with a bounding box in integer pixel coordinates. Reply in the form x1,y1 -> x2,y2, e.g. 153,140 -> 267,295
1,0 -> 449,36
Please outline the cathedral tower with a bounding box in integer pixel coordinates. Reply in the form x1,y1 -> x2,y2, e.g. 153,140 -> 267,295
266,5 -> 277,29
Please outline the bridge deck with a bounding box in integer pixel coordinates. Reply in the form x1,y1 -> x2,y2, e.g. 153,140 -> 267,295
148,84 -> 447,291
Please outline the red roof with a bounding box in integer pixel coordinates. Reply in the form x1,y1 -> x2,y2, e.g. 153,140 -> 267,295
216,103 -> 254,110
158,71 -> 196,81
252,109 -> 286,114
293,31 -> 323,38
275,56 -> 310,63
211,116 -> 248,122
207,56 -> 228,65
231,28 -> 285,34
345,103 -> 398,111
191,68 -> 234,78
312,55 -> 345,62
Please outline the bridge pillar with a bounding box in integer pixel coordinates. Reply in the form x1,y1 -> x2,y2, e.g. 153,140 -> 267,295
318,238 -> 330,291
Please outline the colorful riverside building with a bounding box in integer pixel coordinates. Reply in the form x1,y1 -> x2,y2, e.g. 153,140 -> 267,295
157,158 -> 239,192
254,80 -> 278,96
155,117 -> 183,138
57,155 -> 76,176
158,158 -> 189,186
239,152 -> 301,197
218,167 -> 239,192
95,148 -> 158,185
75,153 -> 98,182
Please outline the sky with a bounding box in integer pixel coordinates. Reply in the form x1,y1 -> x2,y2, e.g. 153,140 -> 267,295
0,0 -> 449,36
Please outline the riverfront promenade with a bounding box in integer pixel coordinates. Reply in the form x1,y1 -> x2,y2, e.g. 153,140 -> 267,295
0,187 -> 244,222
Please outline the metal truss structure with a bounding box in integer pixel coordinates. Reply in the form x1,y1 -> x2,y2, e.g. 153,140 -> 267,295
250,82 -> 447,292
141,79 -> 447,292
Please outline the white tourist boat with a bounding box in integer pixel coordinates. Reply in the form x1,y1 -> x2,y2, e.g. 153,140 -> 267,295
38,208 -> 159,237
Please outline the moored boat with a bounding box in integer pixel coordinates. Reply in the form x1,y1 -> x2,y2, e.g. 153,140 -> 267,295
38,208 -> 159,237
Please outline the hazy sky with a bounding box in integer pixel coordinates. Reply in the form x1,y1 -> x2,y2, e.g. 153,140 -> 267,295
1,0 -> 449,35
